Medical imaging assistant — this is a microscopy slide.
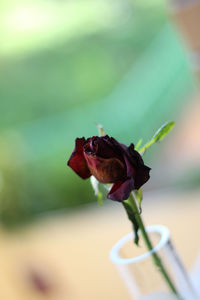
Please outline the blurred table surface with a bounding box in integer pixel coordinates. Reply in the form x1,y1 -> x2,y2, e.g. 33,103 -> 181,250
0,189 -> 200,300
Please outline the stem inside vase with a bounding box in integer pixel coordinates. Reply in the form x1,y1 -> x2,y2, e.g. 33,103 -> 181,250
126,194 -> 181,299
110,223 -> 198,300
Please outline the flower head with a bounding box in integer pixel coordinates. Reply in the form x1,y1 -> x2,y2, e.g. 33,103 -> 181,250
67,135 -> 150,202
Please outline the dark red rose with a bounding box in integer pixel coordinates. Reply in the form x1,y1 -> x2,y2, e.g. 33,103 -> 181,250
67,135 -> 150,202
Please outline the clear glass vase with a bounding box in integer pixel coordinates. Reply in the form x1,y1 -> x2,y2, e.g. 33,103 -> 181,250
110,225 -> 199,300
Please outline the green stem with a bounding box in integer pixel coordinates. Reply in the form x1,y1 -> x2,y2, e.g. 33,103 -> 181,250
126,193 -> 182,299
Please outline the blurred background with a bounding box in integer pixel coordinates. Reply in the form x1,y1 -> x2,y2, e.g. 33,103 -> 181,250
0,0 -> 200,299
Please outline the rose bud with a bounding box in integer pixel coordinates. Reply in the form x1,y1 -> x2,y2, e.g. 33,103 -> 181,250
67,135 -> 150,202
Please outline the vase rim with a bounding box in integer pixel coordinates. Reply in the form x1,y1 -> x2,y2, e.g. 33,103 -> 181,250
110,224 -> 170,265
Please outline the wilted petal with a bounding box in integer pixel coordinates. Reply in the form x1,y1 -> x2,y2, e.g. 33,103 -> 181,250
108,178 -> 134,202
84,154 -> 126,183
123,143 -> 151,190
134,165 -> 151,189
67,138 -> 91,179
127,143 -> 144,167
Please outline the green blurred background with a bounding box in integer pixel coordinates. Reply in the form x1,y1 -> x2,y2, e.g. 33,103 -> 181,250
0,0 -> 195,226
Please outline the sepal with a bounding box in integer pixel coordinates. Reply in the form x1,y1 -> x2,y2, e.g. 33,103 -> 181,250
90,176 -> 103,206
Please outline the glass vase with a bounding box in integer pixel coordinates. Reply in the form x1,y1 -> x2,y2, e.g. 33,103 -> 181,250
110,225 -> 198,300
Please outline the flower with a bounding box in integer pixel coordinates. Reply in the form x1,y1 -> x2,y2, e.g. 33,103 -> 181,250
67,135 -> 150,202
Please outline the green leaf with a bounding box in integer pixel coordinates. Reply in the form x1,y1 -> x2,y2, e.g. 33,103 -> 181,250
139,121 -> 175,154
135,138 -> 143,151
151,121 -> 175,143
122,202 -> 139,245
95,122 -> 106,136
134,189 -> 143,213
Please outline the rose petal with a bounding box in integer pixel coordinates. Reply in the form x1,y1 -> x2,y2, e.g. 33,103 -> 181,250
67,138 -> 91,179
108,178 -> 134,202
127,143 -> 144,166
84,154 -> 126,183
134,165 -> 151,189
127,144 -> 151,189
123,143 -> 151,190
96,136 -> 122,159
